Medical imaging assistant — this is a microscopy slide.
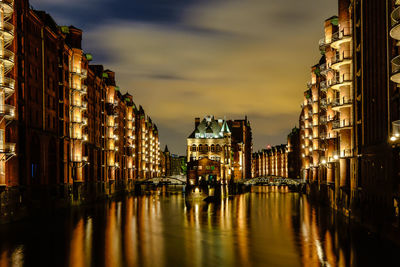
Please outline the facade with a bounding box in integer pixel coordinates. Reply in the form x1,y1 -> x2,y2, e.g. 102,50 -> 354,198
252,127 -> 300,179
186,115 -> 252,185
162,145 -> 186,177
187,116 -> 232,185
0,0 -> 163,222
293,0 -> 400,238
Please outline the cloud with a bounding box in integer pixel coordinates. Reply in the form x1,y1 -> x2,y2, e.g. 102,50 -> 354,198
78,0 -> 337,154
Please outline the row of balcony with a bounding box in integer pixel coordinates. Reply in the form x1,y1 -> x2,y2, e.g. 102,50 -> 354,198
390,6 -> 400,145
0,7 -> 16,161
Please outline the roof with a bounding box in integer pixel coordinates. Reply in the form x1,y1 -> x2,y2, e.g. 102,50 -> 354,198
188,115 -> 231,139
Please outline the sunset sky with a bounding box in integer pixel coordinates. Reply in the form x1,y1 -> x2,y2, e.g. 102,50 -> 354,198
31,0 -> 337,155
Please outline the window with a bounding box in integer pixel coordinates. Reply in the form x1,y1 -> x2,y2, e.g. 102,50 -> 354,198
191,145 -> 196,152
216,145 -> 221,152
211,144 -> 215,152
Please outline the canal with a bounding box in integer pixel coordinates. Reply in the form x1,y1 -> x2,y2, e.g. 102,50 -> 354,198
0,186 -> 398,267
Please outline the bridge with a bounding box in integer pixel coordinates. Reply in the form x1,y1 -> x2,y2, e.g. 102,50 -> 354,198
137,175 -> 187,185
241,176 -> 303,187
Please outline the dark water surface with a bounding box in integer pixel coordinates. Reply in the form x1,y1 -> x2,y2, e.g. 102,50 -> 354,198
0,186 -> 398,267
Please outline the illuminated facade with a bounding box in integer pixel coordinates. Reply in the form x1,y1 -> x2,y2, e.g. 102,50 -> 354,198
294,0 -> 400,237
0,1 -> 163,221
187,116 -> 232,184
0,0 -> 15,187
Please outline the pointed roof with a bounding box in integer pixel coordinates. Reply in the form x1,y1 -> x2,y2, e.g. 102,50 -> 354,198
164,145 -> 169,153
221,120 -> 230,133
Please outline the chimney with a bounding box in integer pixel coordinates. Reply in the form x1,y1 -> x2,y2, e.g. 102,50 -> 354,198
195,117 -> 200,128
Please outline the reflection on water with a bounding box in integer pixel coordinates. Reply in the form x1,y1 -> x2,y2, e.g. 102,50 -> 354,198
0,186 -> 398,267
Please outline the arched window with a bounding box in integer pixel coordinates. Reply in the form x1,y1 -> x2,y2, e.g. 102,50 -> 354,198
216,145 -> 221,152
199,144 -> 203,152
204,144 -> 209,152
211,144 -> 215,152
191,144 -> 196,152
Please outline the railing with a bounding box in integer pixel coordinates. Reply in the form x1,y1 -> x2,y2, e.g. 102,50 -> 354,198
0,22 -> 14,36
332,97 -> 352,108
320,80 -> 327,90
391,55 -> 400,78
332,50 -> 352,65
0,49 -> 14,63
319,38 -> 326,48
319,63 -> 327,72
340,149 -> 353,158
0,143 -> 15,154
332,119 -> 352,129
0,104 -> 15,118
0,0 -> 14,10
331,27 -> 352,43
391,120 -> 400,142
329,73 -> 352,87
71,83 -> 87,93
71,67 -> 88,78
392,6 -> 400,27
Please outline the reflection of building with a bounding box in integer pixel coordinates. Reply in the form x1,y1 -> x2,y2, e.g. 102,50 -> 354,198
186,115 -> 252,184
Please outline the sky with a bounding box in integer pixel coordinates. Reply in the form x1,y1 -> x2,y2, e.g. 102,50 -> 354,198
31,0 -> 337,155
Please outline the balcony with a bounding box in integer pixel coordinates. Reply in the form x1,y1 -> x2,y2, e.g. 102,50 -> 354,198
331,27 -> 352,49
71,83 -> 87,94
0,77 -> 15,99
390,6 -> 400,41
0,49 -> 14,72
339,149 -> 353,158
390,55 -> 400,83
332,97 -> 353,110
320,80 -> 328,91
331,51 -> 352,70
319,38 -> 328,51
301,99 -> 312,108
0,104 -> 15,119
0,0 -> 14,18
330,73 -> 352,90
71,67 -> 88,79
332,119 -> 352,130
390,120 -> 400,143
319,116 -> 327,124
0,142 -> 15,154
0,22 -> 14,41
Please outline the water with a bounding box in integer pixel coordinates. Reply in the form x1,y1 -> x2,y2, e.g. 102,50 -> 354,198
0,186 -> 398,267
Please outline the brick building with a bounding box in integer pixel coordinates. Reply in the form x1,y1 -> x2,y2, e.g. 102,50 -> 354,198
0,0 -> 162,221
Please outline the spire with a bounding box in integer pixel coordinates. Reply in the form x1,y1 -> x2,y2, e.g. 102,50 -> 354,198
164,145 -> 169,153
221,120 -> 230,134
